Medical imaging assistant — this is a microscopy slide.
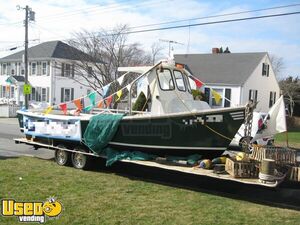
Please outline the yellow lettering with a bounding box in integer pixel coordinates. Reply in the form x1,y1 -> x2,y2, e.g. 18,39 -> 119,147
14,202 -> 23,216
34,203 -> 43,216
24,203 -> 33,216
2,200 -> 14,216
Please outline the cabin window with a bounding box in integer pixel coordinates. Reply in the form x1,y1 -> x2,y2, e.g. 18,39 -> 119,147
173,70 -> 186,92
157,69 -> 174,91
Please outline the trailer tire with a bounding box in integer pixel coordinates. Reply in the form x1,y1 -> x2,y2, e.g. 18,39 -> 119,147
71,147 -> 92,170
55,146 -> 71,166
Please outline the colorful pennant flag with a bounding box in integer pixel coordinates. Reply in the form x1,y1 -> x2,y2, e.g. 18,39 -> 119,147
102,84 -> 110,97
88,92 -> 96,106
212,89 -> 222,104
105,95 -> 113,108
83,105 -> 93,112
43,106 -> 53,115
116,90 -> 122,101
97,100 -> 104,108
117,74 -> 125,85
193,77 -> 204,88
73,98 -> 82,111
59,103 -> 67,115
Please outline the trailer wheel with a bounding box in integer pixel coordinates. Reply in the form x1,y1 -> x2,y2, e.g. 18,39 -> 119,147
55,145 -> 71,166
71,147 -> 91,170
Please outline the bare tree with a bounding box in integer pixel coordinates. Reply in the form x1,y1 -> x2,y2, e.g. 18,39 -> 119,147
67,24 -> 151,96
269,54 -> 285,78
151,42 -> 164,65
279,76 -> 300,116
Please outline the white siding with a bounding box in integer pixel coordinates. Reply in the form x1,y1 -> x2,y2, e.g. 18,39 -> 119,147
242,54 -> 280,112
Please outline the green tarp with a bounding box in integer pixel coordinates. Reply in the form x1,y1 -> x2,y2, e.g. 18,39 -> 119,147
83,113 -> 124,154
83,113 -> 202,167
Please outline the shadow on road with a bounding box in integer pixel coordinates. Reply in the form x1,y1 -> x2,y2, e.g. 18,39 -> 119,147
87,158 -> 300,211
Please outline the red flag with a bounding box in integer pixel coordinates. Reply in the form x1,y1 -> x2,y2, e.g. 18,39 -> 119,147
73,98 -> 82,111
105,95 -> 113,108
59,103 -> 67,115
193,77 -> 204,88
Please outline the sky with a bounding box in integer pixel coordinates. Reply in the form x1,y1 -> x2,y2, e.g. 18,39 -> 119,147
0,0 -> 299,78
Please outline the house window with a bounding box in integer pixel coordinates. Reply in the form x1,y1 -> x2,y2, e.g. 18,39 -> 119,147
249,89 -> 258,102
224,88 -> 231,107
2,86 -> 6,97
31,88 -> 36,101
269,91 -> 276,107
211,88 -> 223,107
262,63 -> 269,77
173,70 -> 186,92
65,64 -> 71,77
1,63 -> 7,75
41,88 -> 47,102
42,62 -> 47,75
10,86 -> 15,98
61,88 -> 74,102
31,62 -> 37,75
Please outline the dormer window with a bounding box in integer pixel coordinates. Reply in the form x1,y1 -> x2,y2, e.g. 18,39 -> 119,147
262,63 -> 269,77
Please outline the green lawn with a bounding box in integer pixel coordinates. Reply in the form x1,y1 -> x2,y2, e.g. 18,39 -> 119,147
275,131 -> 300,149
0,157 -> 299,225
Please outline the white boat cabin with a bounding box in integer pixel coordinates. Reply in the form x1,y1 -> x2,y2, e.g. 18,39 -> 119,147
119,61 -> 210,115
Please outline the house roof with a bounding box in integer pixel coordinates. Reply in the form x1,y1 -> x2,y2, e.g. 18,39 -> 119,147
174,52 -> 267,85
0,40 -> 94,62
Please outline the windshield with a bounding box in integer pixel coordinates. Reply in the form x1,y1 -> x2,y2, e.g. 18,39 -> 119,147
173,70 -> 186,92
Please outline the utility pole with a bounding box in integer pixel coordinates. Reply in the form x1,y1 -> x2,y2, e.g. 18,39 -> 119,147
159,39 -> 184,57
17,5 -> 35,109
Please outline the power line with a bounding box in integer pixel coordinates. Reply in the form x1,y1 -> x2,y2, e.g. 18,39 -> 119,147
122,11 -> 300,35
130,3 -> 300,30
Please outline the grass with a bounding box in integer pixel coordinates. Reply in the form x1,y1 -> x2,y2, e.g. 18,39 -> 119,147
275,130 -> 300,149
0,157 -> 300,225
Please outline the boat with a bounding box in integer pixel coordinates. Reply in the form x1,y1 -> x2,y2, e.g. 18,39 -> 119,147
16,60 -> 249,158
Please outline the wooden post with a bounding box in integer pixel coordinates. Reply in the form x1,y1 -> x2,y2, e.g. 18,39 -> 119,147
285,131 -> 289,148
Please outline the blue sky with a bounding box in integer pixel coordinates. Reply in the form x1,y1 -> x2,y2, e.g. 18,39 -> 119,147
0,0 -> 299,78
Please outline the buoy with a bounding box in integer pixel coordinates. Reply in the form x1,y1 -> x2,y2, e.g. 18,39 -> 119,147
199,159 -> 212,169
212,156 -> 227,164
236,152 -> 248,161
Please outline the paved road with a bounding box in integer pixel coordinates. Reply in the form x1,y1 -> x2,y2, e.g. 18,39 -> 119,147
0,118 -> 299,210
0,118 -> 54,159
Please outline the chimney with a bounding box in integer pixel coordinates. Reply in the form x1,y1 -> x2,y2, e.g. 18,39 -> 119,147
212,48 -> 219,54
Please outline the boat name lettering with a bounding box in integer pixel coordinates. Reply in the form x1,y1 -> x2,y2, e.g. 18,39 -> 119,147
182,115 -> 223,125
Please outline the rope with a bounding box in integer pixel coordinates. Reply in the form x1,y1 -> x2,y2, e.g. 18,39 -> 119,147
170,73 -> 235,141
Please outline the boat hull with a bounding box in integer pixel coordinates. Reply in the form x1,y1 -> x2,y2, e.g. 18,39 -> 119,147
17,107 -> 245,157
107,108 -> 245,156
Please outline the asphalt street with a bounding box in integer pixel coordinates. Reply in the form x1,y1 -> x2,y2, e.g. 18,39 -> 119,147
0,118 -> 54,159
0,118 -> 299,210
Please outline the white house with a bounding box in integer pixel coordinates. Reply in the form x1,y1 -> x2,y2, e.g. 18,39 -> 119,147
175,51 -> 281,112
0,41 -> 95,108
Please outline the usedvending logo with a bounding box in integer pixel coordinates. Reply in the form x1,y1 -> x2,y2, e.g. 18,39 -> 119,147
1,197 -> 62,223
